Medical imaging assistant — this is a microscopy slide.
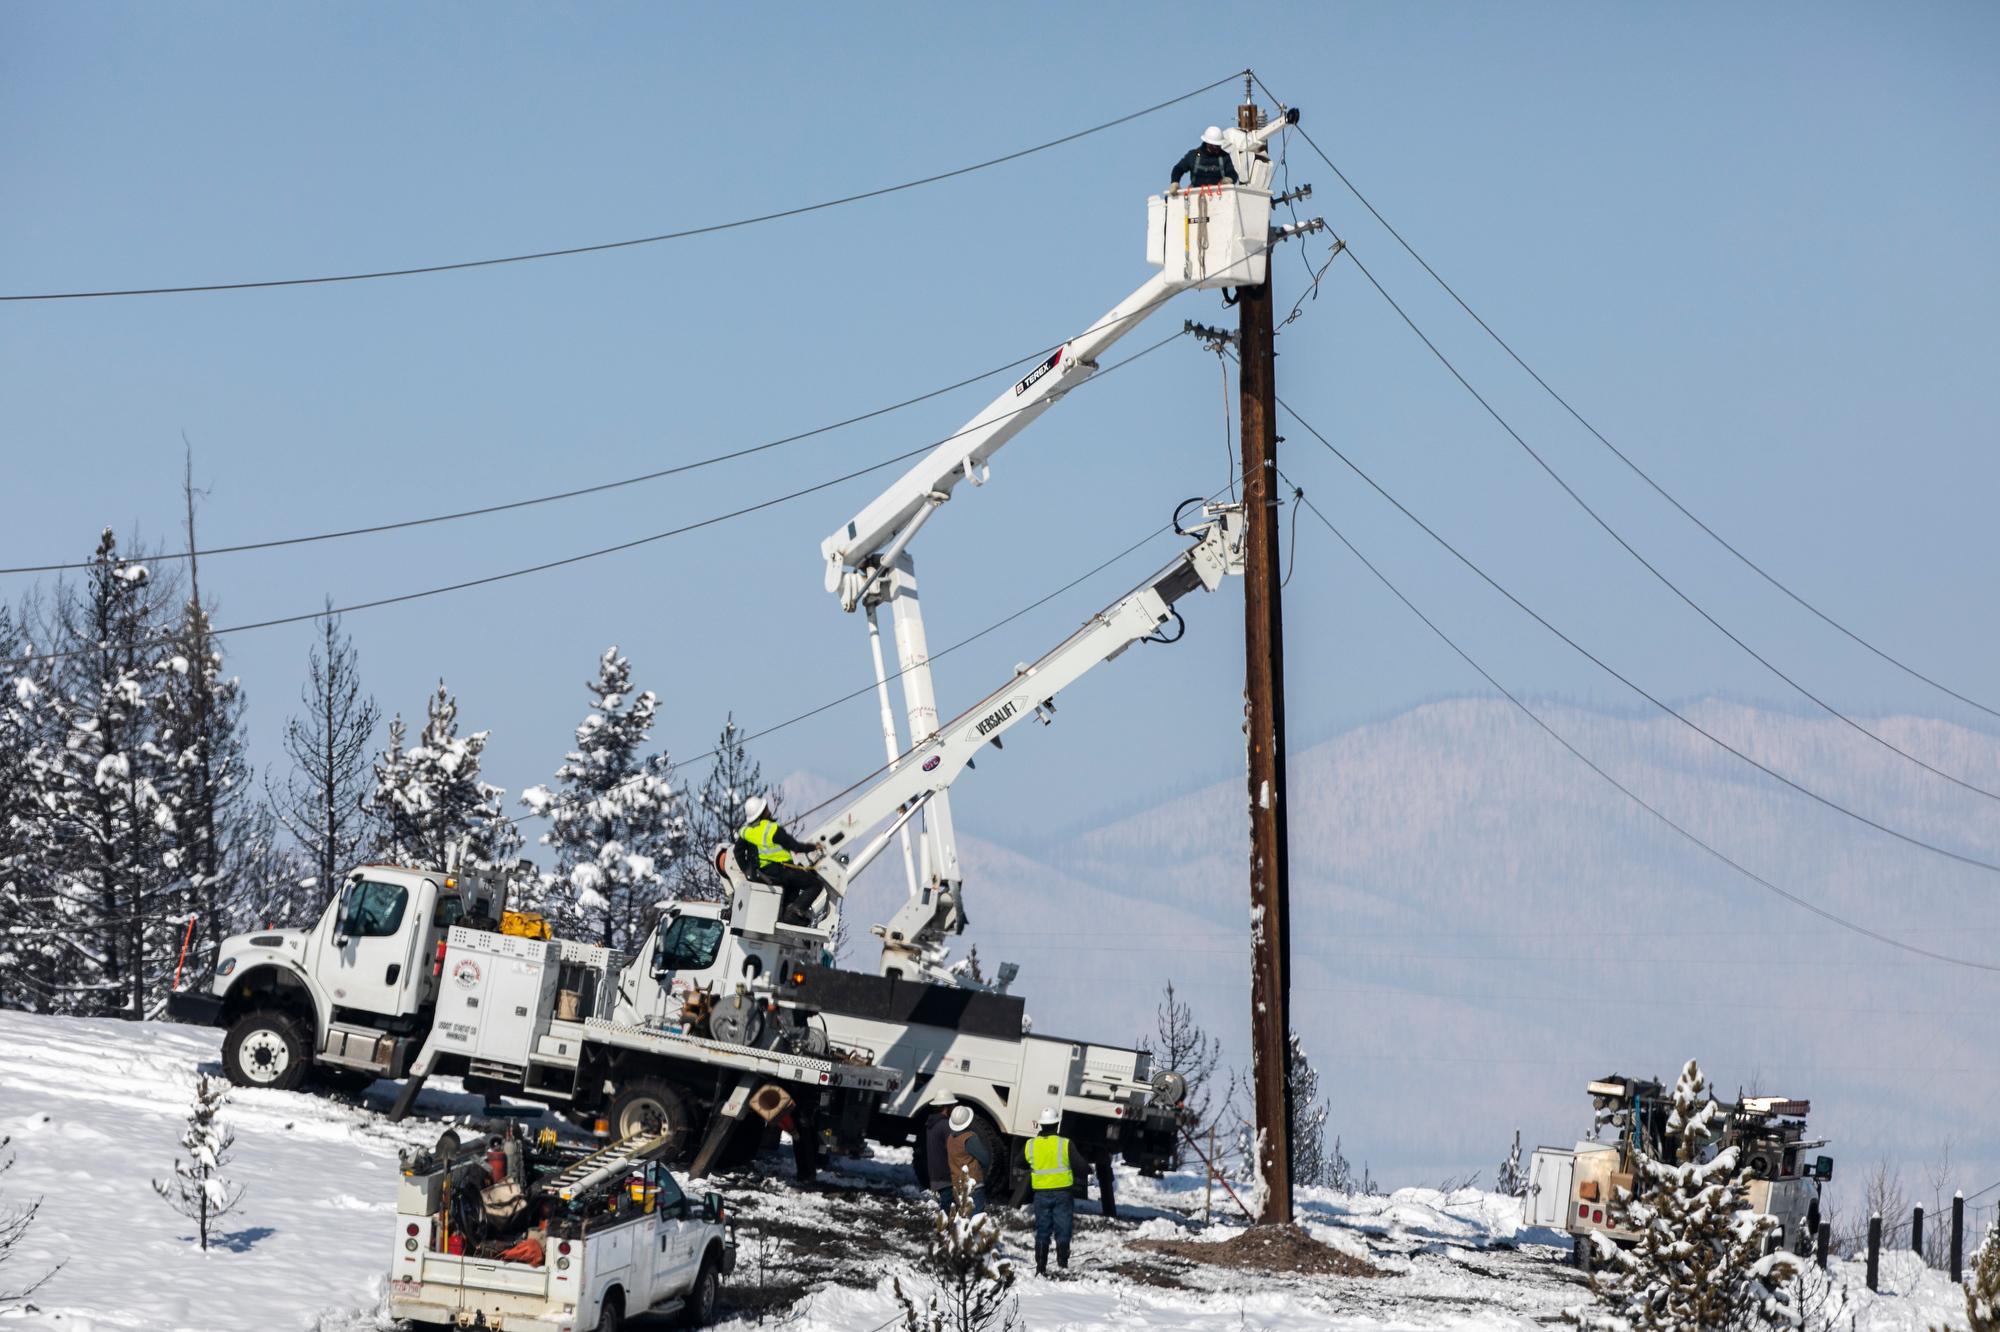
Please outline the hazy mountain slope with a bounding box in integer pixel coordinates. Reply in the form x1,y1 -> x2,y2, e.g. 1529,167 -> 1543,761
794,698 -> 2000,1190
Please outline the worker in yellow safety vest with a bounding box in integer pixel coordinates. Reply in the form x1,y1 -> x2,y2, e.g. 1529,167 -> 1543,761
734,796 -> 824,925
1023,1106 -> 1076,1275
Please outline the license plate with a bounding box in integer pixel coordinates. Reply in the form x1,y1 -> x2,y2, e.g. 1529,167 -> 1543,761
390,1278 -> 422,1297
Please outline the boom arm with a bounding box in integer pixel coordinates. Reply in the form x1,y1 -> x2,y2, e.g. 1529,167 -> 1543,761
805,504 -> 1246,982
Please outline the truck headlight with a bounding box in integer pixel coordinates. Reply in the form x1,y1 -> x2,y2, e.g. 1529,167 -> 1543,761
217,956 -> 238,976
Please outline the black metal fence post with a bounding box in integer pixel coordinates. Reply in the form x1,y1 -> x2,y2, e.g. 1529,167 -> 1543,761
1816,1222 -> 1831,1270
1868,1213 -> 1882,1291
1913,1204 -> 1925,1258
1952,1192 -> 1965,1284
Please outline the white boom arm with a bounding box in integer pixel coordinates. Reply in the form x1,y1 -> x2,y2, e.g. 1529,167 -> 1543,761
804,504 -> 1246,983
814,108 -> 1301,978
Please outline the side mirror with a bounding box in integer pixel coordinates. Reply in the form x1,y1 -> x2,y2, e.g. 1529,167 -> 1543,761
1811,1156 -> 1834,1182
705,1191 -> 725,1224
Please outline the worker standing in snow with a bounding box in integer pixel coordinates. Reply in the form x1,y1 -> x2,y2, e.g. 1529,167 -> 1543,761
924,1095 -> 959,1210
1167,126 -> 1239,189
1025,1106 -> 1077,1275
735,796 -> 823,925
945,1104 -> 991,1214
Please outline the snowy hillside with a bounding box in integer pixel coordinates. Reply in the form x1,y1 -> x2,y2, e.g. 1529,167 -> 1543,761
803,697 -> 2000,1187
0,1010 -> 1977,1331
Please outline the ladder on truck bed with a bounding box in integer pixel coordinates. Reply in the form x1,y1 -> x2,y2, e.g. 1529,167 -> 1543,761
538,1129 -> 679,1203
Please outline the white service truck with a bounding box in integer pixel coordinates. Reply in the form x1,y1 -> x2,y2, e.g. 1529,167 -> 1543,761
390,1125 -> 734,1331
1525,1073 -> 1834,1267
172,108 -> 1316,1197
166,863 -> 903,1172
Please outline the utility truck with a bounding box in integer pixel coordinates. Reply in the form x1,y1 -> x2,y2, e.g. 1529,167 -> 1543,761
1526,1073 -> 1834,1266
390,1124 -> 734,1331
166,864 -> 902,1173
173,104 -> 1319,1197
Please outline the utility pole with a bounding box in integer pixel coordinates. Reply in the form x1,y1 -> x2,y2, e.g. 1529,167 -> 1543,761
1237,90 -> 1294,1226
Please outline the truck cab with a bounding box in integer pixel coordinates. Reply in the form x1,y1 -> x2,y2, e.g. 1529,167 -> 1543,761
169,863 -> 504,1091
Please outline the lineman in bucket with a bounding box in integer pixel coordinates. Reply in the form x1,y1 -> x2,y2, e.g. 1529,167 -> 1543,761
1025,1106 -> 1077,1275
734,795 -> 824,925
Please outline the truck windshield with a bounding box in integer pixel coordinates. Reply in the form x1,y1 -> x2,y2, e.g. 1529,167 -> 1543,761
655,916 -> 724,972
341,881 -> 409,938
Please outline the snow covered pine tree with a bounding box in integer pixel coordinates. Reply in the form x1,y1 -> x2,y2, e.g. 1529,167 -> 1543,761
520,647 -> 683,951
1573,1059 -> 1799,1332
152,1072 -> 244,1253
371,680 -> 520,873
1498,1129 -> 1529,1199
893,1186 -> 1020,1332
38,531 -> 185,1017
1952,1218 -> 2000,1332
1287,1030 -> 1332,1188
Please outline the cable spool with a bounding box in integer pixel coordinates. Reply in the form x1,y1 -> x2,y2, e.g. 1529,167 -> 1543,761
1152,1070 -> 1189,1108
708,992 -> 764,1046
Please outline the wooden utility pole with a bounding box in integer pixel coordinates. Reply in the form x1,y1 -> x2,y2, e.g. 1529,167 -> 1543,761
1238,93 -> 1294,1225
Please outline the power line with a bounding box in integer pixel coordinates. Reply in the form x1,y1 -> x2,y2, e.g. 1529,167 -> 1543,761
4,226 -> 1234,578
1253,72 -> 2000,724
1279,471 -> 2000,974
2,336 -> 1066,576
1272,394 -> 2000,876
1,73 -> 1244,303
1,331 -> 1185,670
1329,244 -> 2000,805
510,498 -> 1211,828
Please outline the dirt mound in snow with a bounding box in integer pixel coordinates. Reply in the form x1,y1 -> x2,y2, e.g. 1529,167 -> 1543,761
1133,1223 -> 1384,1278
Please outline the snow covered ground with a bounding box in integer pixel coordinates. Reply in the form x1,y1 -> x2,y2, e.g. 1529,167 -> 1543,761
0,1009 -> 1977,1331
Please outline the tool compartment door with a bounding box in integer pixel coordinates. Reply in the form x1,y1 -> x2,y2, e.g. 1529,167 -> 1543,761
1526,1148 -> 1575,1228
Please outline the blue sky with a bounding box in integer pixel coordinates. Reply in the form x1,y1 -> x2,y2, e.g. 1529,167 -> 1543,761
4,3 -> 1997,852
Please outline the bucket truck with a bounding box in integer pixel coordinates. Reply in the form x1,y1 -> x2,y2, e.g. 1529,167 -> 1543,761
614,501 -> 1247,1197
817,101 -> 1309,987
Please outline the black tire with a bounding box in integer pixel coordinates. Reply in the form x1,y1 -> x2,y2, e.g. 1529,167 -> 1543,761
222,1010 -> 309,1091
681,1252 -> 721,1327
598,1288 -> 625,1332
606,1077 -> 694,1158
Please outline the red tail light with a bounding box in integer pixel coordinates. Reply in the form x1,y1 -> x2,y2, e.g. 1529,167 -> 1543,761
431,939 -> 447,977
1592,1208 -> 1604,1223
558,1240 -> 572,1255
406,1222 -> 420,1236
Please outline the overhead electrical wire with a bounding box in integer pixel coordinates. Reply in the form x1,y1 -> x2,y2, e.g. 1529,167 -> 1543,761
1269,388 -> 2000,877
0,329 -> 1187,670
508,499 -> 1212,828
1253,72 -> 2000,724
1324,242 -> 2000,804
3,229 -> 1243,577
0,72 -> 1245,302
1278,470 -> 2000,975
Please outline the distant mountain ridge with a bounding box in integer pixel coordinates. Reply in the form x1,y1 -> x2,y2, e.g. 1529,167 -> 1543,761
785,696 -> 2000,1191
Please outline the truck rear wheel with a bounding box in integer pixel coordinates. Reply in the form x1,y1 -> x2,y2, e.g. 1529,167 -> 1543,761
222,1010 -> 308,1091
607,1078 -> 693,1156
598,1288 -> 625,1332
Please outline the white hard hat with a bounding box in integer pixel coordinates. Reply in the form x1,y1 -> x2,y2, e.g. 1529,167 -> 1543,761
1201,125 -> 1225,147
948,1105 -> 974,1132
934,1091 -> 959,1108
1037,1106 -> 1061,1127
743,795 -> 768,822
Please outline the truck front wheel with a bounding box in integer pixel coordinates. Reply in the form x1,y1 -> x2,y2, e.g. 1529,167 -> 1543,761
606,1078 -> 693,1157
681,1251 -> 721,1326
222,1011 -> 308,1091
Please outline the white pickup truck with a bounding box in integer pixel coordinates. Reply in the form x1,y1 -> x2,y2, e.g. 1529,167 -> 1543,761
390,1129 -> 734,1331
